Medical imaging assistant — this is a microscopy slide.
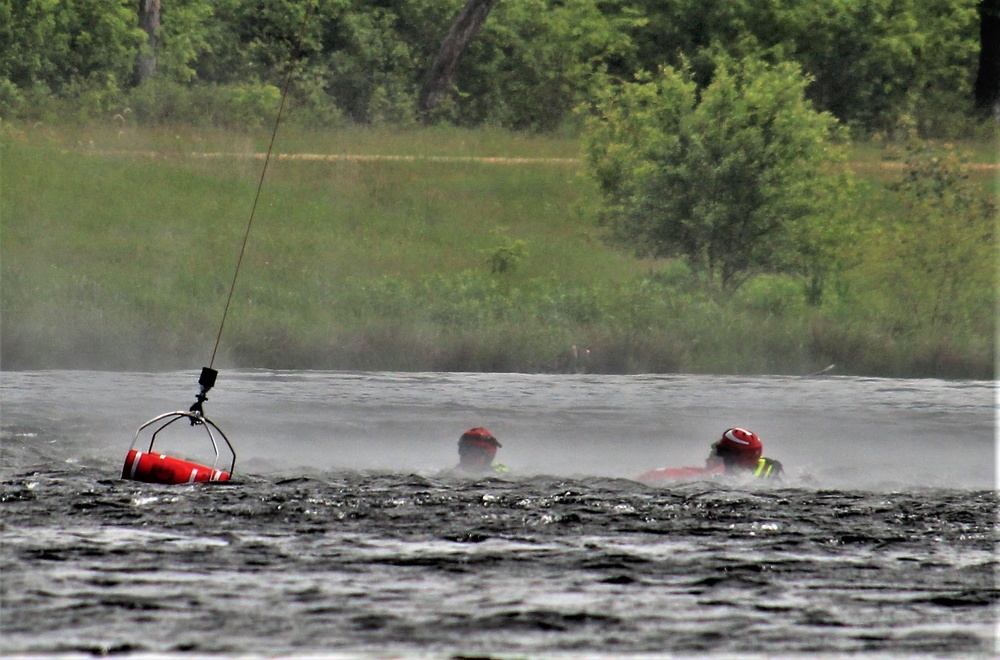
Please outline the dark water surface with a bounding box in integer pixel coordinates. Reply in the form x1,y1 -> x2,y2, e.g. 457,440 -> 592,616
1,370 -> 996,658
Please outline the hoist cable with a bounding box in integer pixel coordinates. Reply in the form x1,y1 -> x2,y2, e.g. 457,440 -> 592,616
208,1 -> 315,369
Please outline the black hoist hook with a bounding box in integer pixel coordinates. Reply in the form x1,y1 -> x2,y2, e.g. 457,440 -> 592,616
189,367 -> 218,424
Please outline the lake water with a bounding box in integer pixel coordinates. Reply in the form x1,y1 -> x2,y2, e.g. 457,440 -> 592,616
1,369 -> 996,657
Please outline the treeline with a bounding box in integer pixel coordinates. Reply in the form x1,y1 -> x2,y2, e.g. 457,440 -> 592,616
2,0 -> 997,136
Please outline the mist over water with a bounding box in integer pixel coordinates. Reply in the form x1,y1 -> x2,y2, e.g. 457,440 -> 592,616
2,369 -> 992,488
1,370 -> 996,658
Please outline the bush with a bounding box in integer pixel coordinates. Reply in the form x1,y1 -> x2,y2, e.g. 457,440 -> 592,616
0,78 -> 24,120
127,79 -> 198,124
585,53 -> 850,290
127,80 -> 281,128
733,274 -> 807,317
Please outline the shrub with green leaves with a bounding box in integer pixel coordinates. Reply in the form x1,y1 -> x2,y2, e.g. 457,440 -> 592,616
584,54 -> 851,290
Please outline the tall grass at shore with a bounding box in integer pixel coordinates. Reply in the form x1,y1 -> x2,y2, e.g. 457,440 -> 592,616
1,123 -> 994,378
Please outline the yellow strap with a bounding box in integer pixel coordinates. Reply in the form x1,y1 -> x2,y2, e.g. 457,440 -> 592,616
754,458 -> 772,478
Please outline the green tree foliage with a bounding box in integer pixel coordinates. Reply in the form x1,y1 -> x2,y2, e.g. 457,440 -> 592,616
155,0 -> 217,83
584,55 -> 850,290
0,0 -> 988,134
155,0 -> 640,128
786,0 -> 980,136
621,0 -> 981,135
447,0 -> 643,130
0,0 -> 144,95
169,0 -> 438,124
320,5 -> 421,124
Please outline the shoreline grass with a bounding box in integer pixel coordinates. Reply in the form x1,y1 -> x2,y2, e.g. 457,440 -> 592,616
1,123 -> 994,378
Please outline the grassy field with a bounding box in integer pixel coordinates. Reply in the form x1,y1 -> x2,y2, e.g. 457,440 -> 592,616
1,122 -> 995,377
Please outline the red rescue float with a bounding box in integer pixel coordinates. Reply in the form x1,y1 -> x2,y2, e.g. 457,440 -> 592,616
122,410 -> 236,485
635,465 -> 724,483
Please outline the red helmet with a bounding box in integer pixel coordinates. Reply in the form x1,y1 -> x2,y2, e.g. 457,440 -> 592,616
458,427 -> 501,458
714,427 -> 762,468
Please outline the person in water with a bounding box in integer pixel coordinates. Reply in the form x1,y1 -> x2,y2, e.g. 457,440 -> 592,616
707,427 -> 783,480
636,427 -> 782,483
455,427 -> 509,475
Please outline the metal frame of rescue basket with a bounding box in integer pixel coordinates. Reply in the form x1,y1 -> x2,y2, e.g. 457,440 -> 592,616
127,411 -> 237,476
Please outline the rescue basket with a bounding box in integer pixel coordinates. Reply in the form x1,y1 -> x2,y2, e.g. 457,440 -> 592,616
121,411 -> 236,485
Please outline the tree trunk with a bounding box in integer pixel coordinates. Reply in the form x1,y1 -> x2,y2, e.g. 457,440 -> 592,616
974,0 -> 1000,118
418,0 -> 498,120
134,0 -> 160,86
